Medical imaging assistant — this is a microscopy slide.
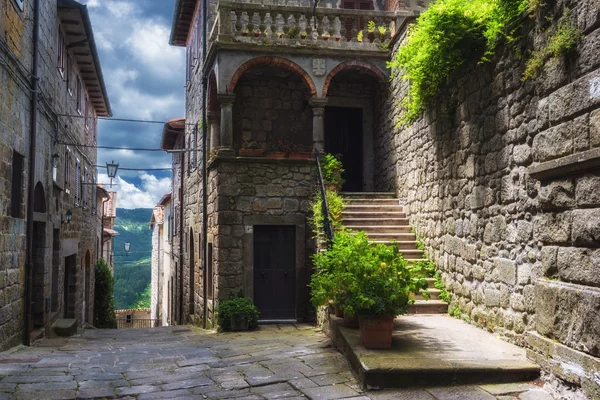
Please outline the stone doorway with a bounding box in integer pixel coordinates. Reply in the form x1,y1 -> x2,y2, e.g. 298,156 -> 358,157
325,106 -> 364,192
253,225 -> 296,321
32,221 -> 47,328
64,254 -> 77,319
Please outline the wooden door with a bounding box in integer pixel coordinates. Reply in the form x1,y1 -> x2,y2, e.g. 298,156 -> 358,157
253,226 -> 296,320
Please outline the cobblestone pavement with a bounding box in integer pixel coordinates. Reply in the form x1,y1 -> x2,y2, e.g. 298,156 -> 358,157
0,325 -> 557,399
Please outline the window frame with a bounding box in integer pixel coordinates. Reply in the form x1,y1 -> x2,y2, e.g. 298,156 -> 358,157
66,53 -> 73,96
57,28 -> 66,77
76,77 -> 82,114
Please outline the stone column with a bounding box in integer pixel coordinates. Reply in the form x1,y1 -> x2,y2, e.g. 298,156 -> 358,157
207,110 -> 220,151
309,98 -> 328,154
218,94 -> 235,152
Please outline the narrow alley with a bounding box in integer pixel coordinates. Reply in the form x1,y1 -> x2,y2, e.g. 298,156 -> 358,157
0,325 -> 555,400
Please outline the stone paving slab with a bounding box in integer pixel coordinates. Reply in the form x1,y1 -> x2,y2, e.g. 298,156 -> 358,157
0,324 -> 557,399
329,314 -> 540,389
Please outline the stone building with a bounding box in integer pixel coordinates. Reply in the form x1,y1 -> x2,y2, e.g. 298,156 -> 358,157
100,190 -> 118,272
0,0 -> 111,349
169,0 -> 599,395
150,192 -> 174,327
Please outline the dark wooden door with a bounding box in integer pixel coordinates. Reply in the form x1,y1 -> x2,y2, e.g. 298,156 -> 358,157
253,226 -> 296,320
325,106 -> 364,192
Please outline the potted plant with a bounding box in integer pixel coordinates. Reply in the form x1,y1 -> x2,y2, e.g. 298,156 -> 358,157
239,141 -> 263,157
310,230 -> 427,348
366,20 -> 376,43
321,153 -> 344,191
216,293 -> 259,332
266,139 -> 287,158
288,143 -> 312,159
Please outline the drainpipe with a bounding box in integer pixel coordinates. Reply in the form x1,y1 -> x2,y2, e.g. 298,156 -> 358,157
179,151 -> 184,325
25,0 -> 41,346
201,0 -> 209,329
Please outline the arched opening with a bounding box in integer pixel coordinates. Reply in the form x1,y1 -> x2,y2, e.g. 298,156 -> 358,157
322,62 -> 386,192
207,71 -> 220,151
33,182 -> 46,213
189,228 -> 195,317
229,57 -> 316,153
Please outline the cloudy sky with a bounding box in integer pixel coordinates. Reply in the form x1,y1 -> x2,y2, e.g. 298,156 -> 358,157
83,0 -> 185,208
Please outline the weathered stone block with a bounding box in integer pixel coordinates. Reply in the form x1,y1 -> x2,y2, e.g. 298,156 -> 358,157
571,209 -> 600,246
557,247 -> 600,287
540,246 -> 558,277
539,179 -> 575,209
532,122 -> 573,162
591,109 -> 600,148
517,263 -> 532,286
534,279 -> 600,357
533,213 -> 572,244
484,288 -> 501,307
513,144 -> 532,166
494,258 -> 517,285
483,216 -> 507,244
575,174 -> 600,206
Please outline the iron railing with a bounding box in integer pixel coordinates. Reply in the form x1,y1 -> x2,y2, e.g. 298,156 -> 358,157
116,318 -> 161,329
315,151 -> 334,247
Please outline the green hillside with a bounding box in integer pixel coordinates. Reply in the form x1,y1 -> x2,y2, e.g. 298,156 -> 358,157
113,208 -> 153,310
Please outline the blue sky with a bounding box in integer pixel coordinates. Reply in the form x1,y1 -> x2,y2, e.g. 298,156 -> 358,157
83,0 -> 185,208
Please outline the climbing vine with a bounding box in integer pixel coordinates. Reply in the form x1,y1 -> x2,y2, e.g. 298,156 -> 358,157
389,0 -> 531,125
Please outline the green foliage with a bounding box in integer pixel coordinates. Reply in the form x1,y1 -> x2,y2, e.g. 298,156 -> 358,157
389,0 -> 529,124
522,10 -> 582,80
310,230 -> 427,318
94,259 -> 117,329
216,293 -> 259,331
449,304 -> 462,318
434,271 -> 452,303
309,189 -> 345,240
113,208 -> 152,310
321,154 -> 344,188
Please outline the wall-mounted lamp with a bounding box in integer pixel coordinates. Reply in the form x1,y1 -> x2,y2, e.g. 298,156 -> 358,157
106,160 -> 119,188
62,209 -> 72,225
51,153 -> 60,168
124,242 -> 131,256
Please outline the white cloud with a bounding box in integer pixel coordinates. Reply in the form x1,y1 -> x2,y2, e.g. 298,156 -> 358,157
125,23 -> 185,76
99,173 -> 171,209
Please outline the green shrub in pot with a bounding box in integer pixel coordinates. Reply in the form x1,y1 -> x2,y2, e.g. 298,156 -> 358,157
216,294 -> 259,332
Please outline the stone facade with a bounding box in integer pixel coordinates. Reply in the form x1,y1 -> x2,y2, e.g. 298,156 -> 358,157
0,0 -> 110,349
150,194 -> 173,326
376,1 -> 600,396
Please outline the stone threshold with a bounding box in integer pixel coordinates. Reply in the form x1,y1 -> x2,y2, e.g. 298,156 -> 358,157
328,314 -> 540,389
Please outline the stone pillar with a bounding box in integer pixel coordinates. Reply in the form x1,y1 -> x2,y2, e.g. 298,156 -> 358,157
218,94 -> 235,152
309,98 -> 328,154
207,110 -> 220,151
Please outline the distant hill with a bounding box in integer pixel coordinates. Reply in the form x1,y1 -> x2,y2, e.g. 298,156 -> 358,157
113,208 -> 153,310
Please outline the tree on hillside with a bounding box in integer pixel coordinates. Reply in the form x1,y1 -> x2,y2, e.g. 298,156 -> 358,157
94,259 -> 117,328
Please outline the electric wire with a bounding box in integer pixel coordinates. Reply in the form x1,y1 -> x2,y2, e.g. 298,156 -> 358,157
95,166 -> 172,171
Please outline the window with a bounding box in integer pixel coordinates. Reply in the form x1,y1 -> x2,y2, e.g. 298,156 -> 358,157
64,147 -> 71,192
93,117 -> 97,143
82,166 -> 88,209
76,77 -> 82,114
57,29 -> 65,76
67,54 -> 73,95
74,158 -> 80,207
14,0 -> 24,11
91,175 -> 97,215
11,151 -> 24,218
84,98 -> 89,132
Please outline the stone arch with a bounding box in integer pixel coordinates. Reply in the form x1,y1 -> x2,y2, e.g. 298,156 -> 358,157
33,182 -> 46,213
322,60 -> 386,97
207,70 -> 219,113
228,56 -> 317,97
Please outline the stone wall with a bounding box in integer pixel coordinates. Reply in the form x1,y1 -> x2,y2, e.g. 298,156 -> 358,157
0,0 -> 104,349
232,70 -> 313,151
206,157 -> 316,323
378,1 -> 600,395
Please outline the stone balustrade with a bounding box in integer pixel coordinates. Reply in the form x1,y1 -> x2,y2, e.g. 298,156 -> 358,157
211,0 -> 408,52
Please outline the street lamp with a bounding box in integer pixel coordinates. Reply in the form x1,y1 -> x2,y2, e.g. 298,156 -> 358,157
106,160 -> 119,187
124,242 -> 131,257
62,209 -> 72,225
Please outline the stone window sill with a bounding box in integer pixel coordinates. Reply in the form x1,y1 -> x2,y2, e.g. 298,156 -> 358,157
528,148 -> 600,181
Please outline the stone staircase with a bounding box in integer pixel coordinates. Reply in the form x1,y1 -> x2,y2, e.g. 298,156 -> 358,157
341,192 -> 448,315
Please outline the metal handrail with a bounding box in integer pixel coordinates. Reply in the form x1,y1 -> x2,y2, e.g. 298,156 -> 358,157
315,150 -> 334,247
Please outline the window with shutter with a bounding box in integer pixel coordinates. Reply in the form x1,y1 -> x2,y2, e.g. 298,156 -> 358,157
57,29 -> 65,76
83,166 -> 88,209
187,136 -> 191,175
75,159 -> 80,207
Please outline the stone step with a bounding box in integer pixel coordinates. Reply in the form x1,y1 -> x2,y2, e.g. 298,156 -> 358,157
363,232 -> 417,241
408,300 -> 448,314
416,288 -> 441,301
425,278 -> 436,289
328,315 -> 540,389
344,204 -> 404,212
342,211 -> 407,219
52,319 -> 78,337
345,225 -> 413,233
345,199 -> 401,206
370,240 -> 419,250
368,246 -> 424,258
343,218 -> 410,226
341,192 -> 396,199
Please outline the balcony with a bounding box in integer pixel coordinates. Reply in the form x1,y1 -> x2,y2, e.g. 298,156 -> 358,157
209,0 -> 415,58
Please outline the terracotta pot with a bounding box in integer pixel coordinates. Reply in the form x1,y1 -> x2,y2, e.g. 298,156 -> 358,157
239,148 -> 263,157
288,152 -> 311,159
359,315 -> 394,349
344,314 -> 359,329
334,305 -> 344,318
266,151 -> 286,159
